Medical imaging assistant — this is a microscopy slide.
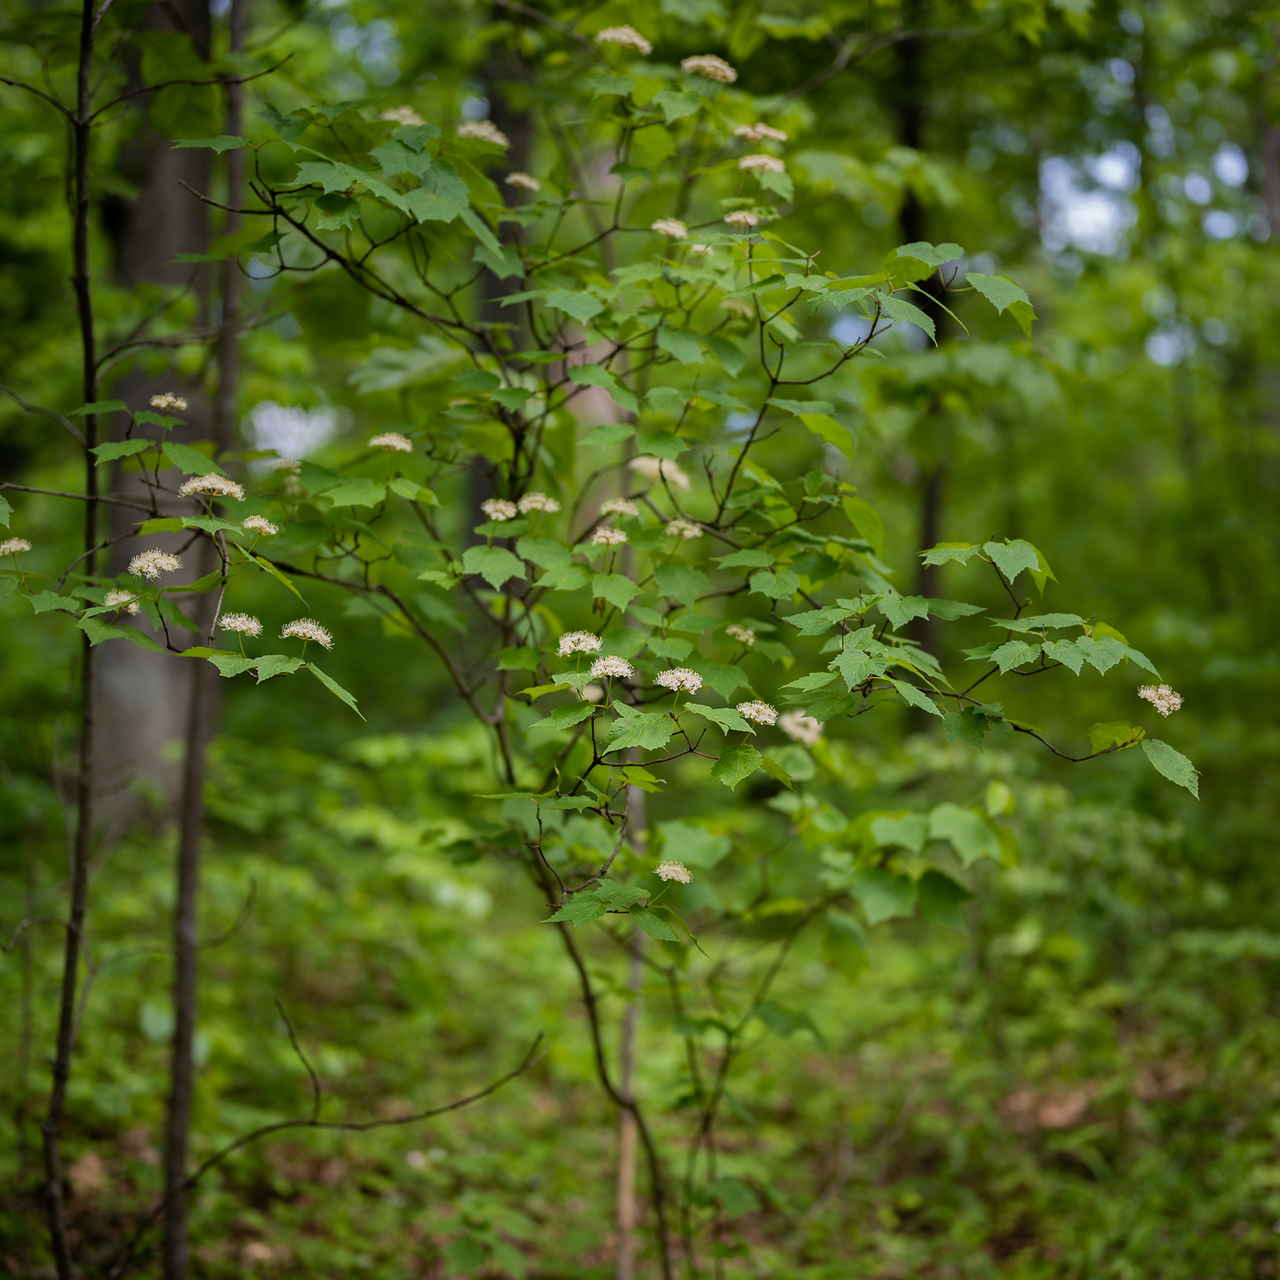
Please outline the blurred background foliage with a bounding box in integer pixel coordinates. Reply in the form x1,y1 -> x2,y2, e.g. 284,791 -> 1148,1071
3,0 -> 1280,1275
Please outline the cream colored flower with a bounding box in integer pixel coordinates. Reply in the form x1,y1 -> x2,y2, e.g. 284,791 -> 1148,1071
127,548 -> 182,581
726,623 -> 755,646
720,298 -> 755,318
150,392 -> 188,413
481,498 -> 519,522
179,474 -> 245,500
734,122 -> 787,144
558,630 -> 602,657
738,153 -> 785,174
681,54 -> 737,83
281,618 -> 333,649
650,218 -> 688,239
369,431 -> 413,452
590,655 -> 633,679
218,612 -> 263,638
595,25 -> 652,54
272,457 -> 300,473
779,710 -> 822,747
584,683 -> 605,703
242,515 -> 279,536
458,120 -> 510,147
600,498 -> 639,518
0,537 -> 32,556
518,491 -> 560,514
381,106 -> 424,126
630,456 -> 690,490
655,667 -> 702,694
737,699 -> 777,725
1138,684 -> 1183,717
725,210 -> 760,229
665,517 -> 702,539
505,172 -> 541,191
104,588 -> 140,616
656,860 -> 692,883
687,243 -> 714,256
589,526 -> 628,547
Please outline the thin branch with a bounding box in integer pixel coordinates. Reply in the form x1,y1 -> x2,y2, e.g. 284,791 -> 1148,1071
88,57 -> 289,121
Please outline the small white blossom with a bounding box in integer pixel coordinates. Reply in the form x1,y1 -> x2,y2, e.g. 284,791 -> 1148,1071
600,498 -> 639,518
590,655 -> 634,680
655,667 -> 702,694
179,473 -> 245,500
505,172 -> 541,191
1138,684 -> 1183,717
281,618 -> 334,649
738,153 -> 786,174
650,218 -> 688,238
381,105 -> 424,126
518,491 -> 560,514
737,699 -> 777,725
681,54 -> 737,83
725,210 -> 760,229
656,860 -> 692,883
458,120 -> 510,147
630,456 -> 690,490
720,298 -> 755,318
242,515 -> 279,536
272,457 -> 300,473
726,623 -> 755,646
369,431 -> 413,452
149,392 -> 187,413
687,243 -> 714,256
595,25 -> 653,54
128,548 -> 182,581
104,588 -> 140,616
734,122 -> 787,143
584,683 -> 605,703
0,537 -> 32,556
589,526 -> 628,547
779,710 -> 822,747
481,498 -> 519,522
558,630 -> 602,657
218,612 -> 263,638
665,517 -> 702,539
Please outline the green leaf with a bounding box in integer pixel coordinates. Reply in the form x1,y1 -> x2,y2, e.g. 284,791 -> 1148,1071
593,573 -> 639,610
849,868 -> 917,925
162,441 -> 226,475
759,754 -> 794,790
711,744 -> 762,790
755,1000 -> 824,1046
538,562 -> 592,592
683,703 -> 753,733
175,133 -> 249,153
207,654 -> 256,678
921,542 -> 978,566
605,708 -> 673,753
657,820 -> 730,868
463,545 -> 525,591
842,496 -> 884,556
822,910 -> 868,983
590,73 -> 636,98
458,206 -> 501,254
545,896 -> 608,927
1076,635 -> 1126,675
983,539 -> 1039,584
69,400 -> 129,417
92,438 -> 153,463
749,568 -> 800,600
1089,721 -> 1142,752
542,795 -> 598,812
878,595 -> 928,631
798,413 -> 856,466
692,662 -> 750,701
593,881 -> 649,909
1043,639 -> 1085,674
918,870 -> 972,929
326,478 -> 387,508
888,678 -> 942,717
545,289 -> 603,324
966,272 -> 1030,315
992,640 -> 1040,673
254,654 -> 305,682
1142,739 -> 1200,798
307,663 -> 364,718
831,647 -> 886,689
941,706 -> 998,751
702,333 -> 747,376
652,88 -> 701,123
531,702 -> 597,731
787,606 -> 855,637
251,555 -> 308,606
648,636 -> 692,660
870,812 -> 930,853
29,591 -> 81,615
567,365 -> 637,413
76,617 -> 126,644
630,906 -> 678,941
656,326 -> 703,365
879,294 -> 935,342
928,803 -> 1000,864
497,645 -> 540,671
0,493 -> 10,527
716,548 -> 774,570
581,422 -> 635,449
654,561 -> 709,609
315,192 -> 360,230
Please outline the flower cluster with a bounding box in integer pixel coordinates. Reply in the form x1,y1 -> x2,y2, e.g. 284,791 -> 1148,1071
558,630 -> 602,656
665,517 -> 701,539
518,491 -> 560,514
726,623 -> 755,646
242,515 -> 279,536
281,618 -> 334,649
589,526 -> 628,547
600,498 -> 639,517
1139,684 -> 1184,717
590,656 -> 633,680
179,474 -> 245,500
650,218 -> 688,239
734,122 -> 787,143
273,457 -> 300,473
725,210 -> 760,229
127,548 -> 182,581
681,54 -> 736,82
738,153 -> 786,174
458,120 -> 509,146
655,667 -> 702,694
218,612 -> 263,638
779,711 -> 822,747
381,105 -> 424,126
104,588 -> 140,616
150,392 -> 187,413
506,172 -> 541,191
688,243 -> 714,256
737,700 -> 778,725
631,456 -> 689,490
369,431 -> 413,452
656,860 -> 692,883
481,498 -> 519,522
595,25 -> 652,54
0,537 -> 31,556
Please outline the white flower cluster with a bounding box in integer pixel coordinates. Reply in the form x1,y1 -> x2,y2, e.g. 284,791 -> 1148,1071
655,667 -> 702,694
734,122 -> 787,143
458,120 -> 510,147
665,517 -> 701,539
180,474 -> 245,500
630,456 -> 689,490
558,630 -> 602,656
104,588 -> 140,616
738,154 -> 786,174
369,431 -> 413,452
726,623 -> 755,646
128,548 -> 182,581
687,243 -> 714,256
506,172 -> 541,191
590,656 -> 634,680
779,711 -> 822,747
589,526 -> 628,547
650,218 -> 688,239
600,498 -> 639,517
281,618 -> 334,649
1138,684 -> 1184,716
481,498 -> 519,522
518,491 -> 560,514
656,860 -> 692,883
381,106 -> 424,126
737,699 -> 777,725
681,54 -> 737,83
242,515 -> 279,536
218,612 -> 263,638
725,210 -> 760,229
0,537 -> 31,556
273,457 -> 300,473
150,393 -> 187,413
595,25 -> 652,54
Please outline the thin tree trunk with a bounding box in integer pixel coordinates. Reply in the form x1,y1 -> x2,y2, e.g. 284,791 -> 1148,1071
42,3 -> 100,1270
